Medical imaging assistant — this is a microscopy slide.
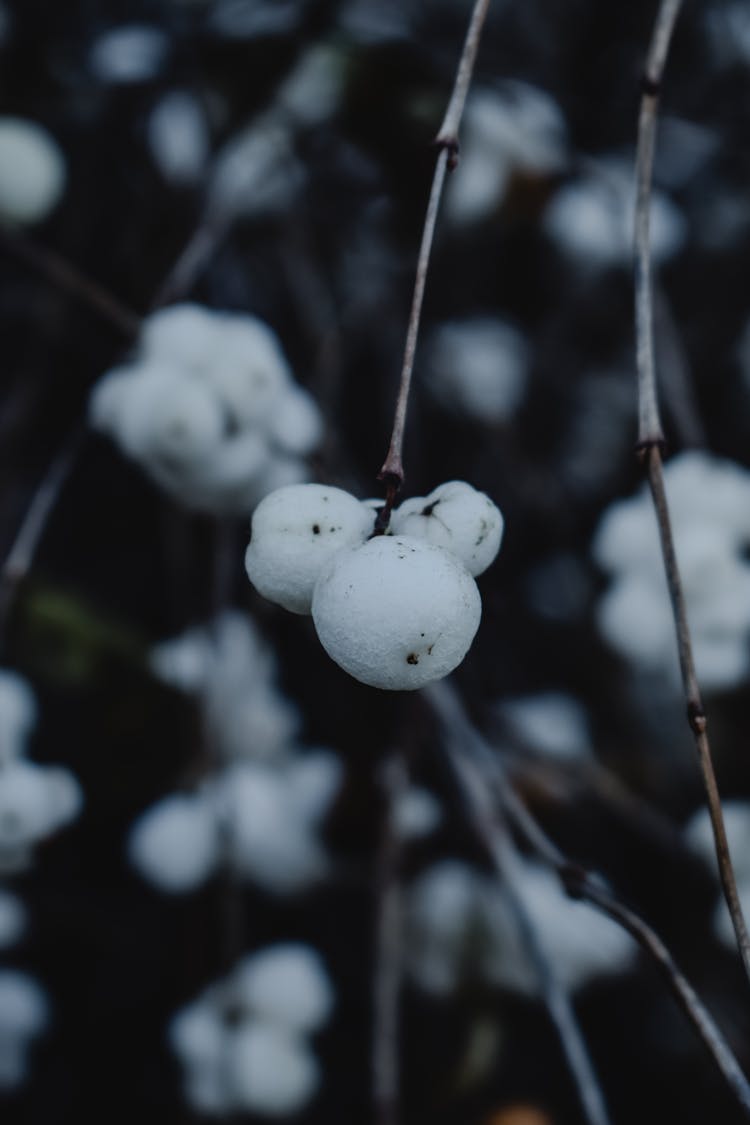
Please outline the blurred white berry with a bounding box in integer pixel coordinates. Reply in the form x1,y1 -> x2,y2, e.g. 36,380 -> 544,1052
217,753 -> 341,894
592,451 -> 750,691
393,787 -> 442,840
311,535 -> 482,690
407,859 -> 635,998
245,483 -> 374,614
0,970 -> 48,1089
226,1023 -> 320,1116
685,801 -> 750,948
148,91 -> 209,185
544,156 -> 685,268
446,83 -> 567,225
0,760 -> 82,872
89,24 -> 168,84
90,304 -> 322,514
425,318 -> 528,424
391,481 -> 503,577
497,692 -> 592,762
0,670 -> 36,761
170,942 -> 332,1116
0,117 -> 66,225
233,944 -> 334,1032
169,997 -> 229,1116
128,792 -> 221,894
0,891 -> 25,949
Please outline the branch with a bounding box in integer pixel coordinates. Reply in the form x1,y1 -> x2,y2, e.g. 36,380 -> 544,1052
376,0 -> 492,528
425,681 -> 750,1119
427,684 -> 612,1125
0,226 -> 140,339
632,0 -> 750,983
373,753 -> 408,1125
0,427 -> 85,642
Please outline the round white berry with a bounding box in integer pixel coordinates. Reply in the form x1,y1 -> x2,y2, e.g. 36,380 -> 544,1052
311,535 -> 482,690
390,481 -> 503,577
245,484 -> 374,614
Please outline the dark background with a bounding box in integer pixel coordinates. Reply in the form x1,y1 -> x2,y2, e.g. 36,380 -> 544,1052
2,1 -> 750,1123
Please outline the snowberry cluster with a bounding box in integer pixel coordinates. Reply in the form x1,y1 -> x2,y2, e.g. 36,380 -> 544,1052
129,613 -> 341,895
89,304 -> 322,514
0,670 -> 82,872
244,480 -> 504,690
406,858 -> 634,998
170,943 -> 333,1117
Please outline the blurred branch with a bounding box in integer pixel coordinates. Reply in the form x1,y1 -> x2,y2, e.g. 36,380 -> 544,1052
0,427 -> 85,644
426,681 -> 750,1119
633,0 -> 750,983
427,684 -> 612,1125
376,0 -> 492,526
0,226 -> 140,338
373,753 -> 408,1125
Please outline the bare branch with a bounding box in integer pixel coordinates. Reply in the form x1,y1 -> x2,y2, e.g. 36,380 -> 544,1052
377,0 -> 492,521
634,0 -> 682,446
0,226 -> 140,339
427,684 -> 612,1125
426,681 -> 750,1119
373,754 -> 408,1125
633,0 -> 750,982
0,428 -> 85,641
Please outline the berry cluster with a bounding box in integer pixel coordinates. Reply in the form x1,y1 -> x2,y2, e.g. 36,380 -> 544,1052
244,480 -> 503,690
89,304 -> 322,513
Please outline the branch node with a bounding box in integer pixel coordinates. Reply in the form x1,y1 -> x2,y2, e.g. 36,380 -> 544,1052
635,437 -> 667,462
372,472 -> 403,537
434,134 -> 460,171
641,73 -> 661,98
687,700 -> 707,735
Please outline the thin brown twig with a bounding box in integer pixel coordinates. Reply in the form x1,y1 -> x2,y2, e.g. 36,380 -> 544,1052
373,753 -> 408,1125
376,0 -> 492,528
633,0 -> 750,982
425,681 -> 750,1118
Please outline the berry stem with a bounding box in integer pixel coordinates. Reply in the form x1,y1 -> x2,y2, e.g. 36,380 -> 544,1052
377,0 -> 493,517
633,0 -> 750,986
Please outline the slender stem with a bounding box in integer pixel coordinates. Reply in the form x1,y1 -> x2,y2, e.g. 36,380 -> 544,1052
573,877 -> 750,1116
425,681 -> 750,1118
373,754 -> 407,1125
149,217 -> 228,311
377,0 -> 492,518
633,0 -> 750,983
493,839 -> 614,1125
634,0 -> 682,446
646,447 -> 750,979
427,685 -> 611,1125
0,428 -> 85,642
0,226 -> 140,338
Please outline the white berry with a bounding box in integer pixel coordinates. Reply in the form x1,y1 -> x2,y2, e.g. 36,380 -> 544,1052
245,484 -> 374,614
311,535 -> 482,690
390,480 -> 503,576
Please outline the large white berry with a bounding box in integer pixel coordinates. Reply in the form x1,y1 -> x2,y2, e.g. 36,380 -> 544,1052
311,535 -> 482,690
390,480 -> 503,576
245,484 -> 374,614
